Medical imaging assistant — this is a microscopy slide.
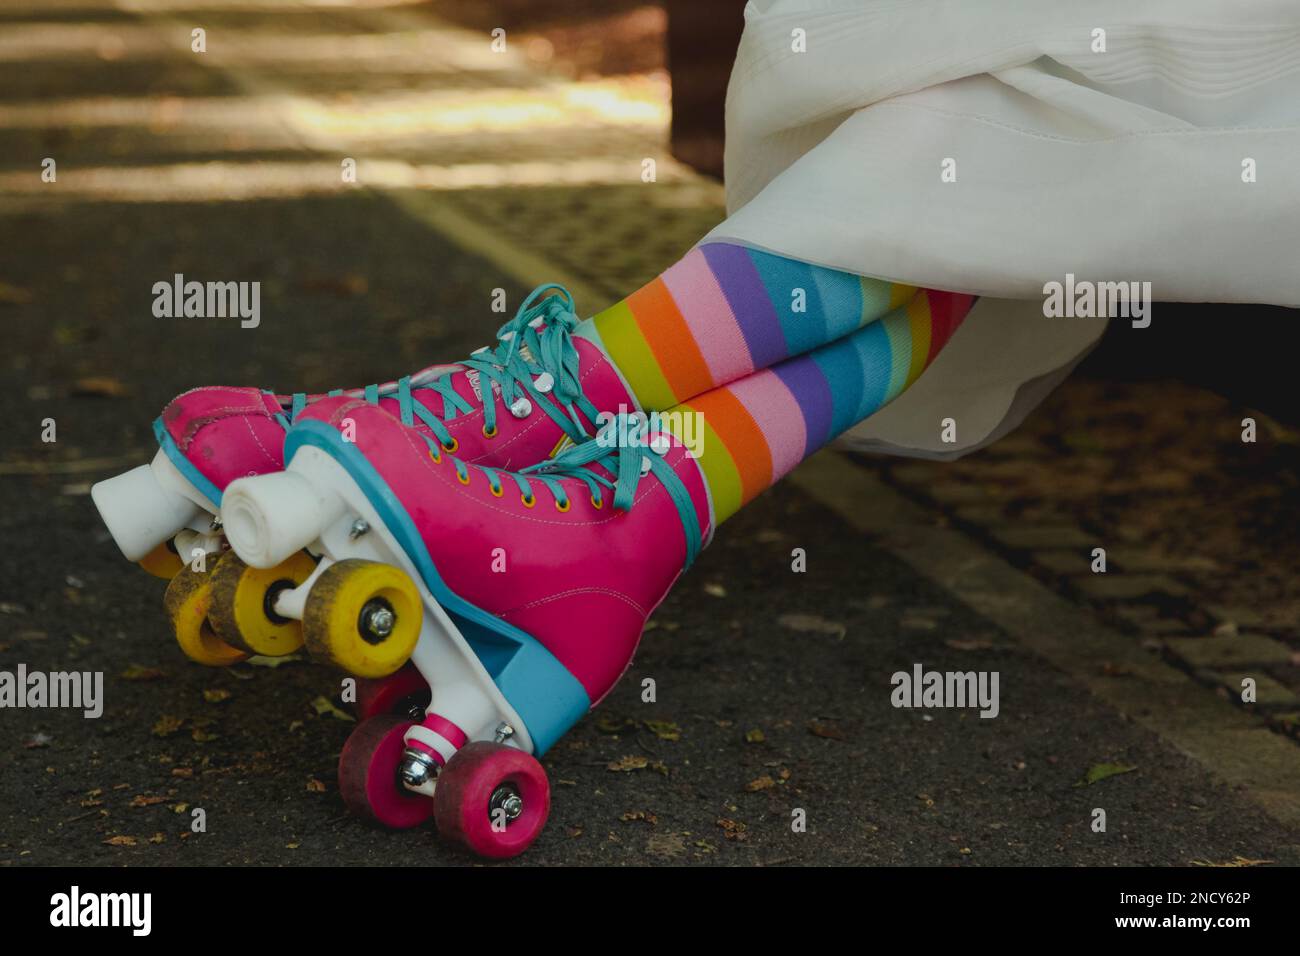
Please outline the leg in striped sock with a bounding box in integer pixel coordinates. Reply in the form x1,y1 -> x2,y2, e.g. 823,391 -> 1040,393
663,290 -> 970,525
579,240 -> 971,412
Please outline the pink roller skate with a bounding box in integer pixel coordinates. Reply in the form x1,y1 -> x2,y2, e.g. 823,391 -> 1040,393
90,285 -> 637,666
219,398 -> 709,858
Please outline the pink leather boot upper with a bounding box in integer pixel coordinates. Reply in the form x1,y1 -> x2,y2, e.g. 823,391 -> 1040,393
296,397 -> 711,706
158,309 -> 634,501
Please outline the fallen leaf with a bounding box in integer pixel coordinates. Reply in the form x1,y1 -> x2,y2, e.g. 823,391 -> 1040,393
595,715 -> 635,734
0,281 -> 33,305
808,720 -> 846,740
121,665 -> 166,681
102,835 -> 137,847
744,728 -> 766,744
645,832 -> 686,858
703,583 -> 727,598
716,818 -> 749,841
202,688 -> 232,704
1074,762 -> 1137,787
72,376 -> 130,398
778,613 -> 846,639
746,775 -> 776,792
311,696 -> 355,722
149,833 -> 165,844
643,720 -> 681,741
190,729 -> 218,743
152,715 -> 183,738
248,654 -> 303,669
298,274 -> 368,297
1190,856 -> 1274,868
306,778 -> 326,793
620,810 -> 658,824
129,795 -> 166,808
945,638 -> 994,652
607,755 -> 649,772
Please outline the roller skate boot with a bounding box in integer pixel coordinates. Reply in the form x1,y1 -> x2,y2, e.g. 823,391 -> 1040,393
220,398 -> 709,858
91,285 -> 636,666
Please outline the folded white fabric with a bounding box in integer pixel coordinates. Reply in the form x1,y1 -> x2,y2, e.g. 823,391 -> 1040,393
707,0 -> 1300,457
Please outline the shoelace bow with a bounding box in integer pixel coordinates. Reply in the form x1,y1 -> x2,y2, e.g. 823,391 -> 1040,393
430,414 -> 703,571
274,283 -> 601,450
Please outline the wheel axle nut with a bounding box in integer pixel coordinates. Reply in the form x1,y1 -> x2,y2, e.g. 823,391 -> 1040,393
362,603 -> 396,639
399,749 -> 437,791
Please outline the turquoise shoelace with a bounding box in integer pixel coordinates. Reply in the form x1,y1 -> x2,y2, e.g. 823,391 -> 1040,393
271,283 -> 601,451
427,414 -> 703,571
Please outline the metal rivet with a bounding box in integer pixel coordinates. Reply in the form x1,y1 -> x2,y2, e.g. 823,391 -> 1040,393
533,372 -> 554,394
510,396 -> 533,418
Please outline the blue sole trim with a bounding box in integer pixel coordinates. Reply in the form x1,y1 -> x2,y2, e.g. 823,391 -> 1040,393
285,419 -> 591,756
152,417 -> 223,509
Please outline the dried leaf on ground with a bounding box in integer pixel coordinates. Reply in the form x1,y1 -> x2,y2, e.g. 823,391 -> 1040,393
643,720 -> 681,741
1074,762 -> 1137,787
152,715 -> 184,738
607,755 -> 649,772
778,613 -> 846,639
72,376 -> 131,398
121,664 -> 167,681
311,696 -> 355,722
808,720 -> 846,740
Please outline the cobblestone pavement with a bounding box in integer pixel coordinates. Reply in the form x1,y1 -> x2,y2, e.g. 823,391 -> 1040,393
871,380 -> 1300,744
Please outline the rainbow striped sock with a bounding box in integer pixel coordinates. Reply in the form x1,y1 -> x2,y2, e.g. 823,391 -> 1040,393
579,242 -> 917,411
665,289 -> 973,525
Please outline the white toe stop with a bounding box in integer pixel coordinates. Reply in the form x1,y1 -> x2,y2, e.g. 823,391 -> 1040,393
223,470 -> 342,569
91,452 -> 205,562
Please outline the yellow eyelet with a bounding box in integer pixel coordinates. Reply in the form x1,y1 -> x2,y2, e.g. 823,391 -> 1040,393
443,437 -> 459,453
482,425 -> 498,439
457,470 -> 471,486
429,449 -> 442,465
521,493 -> 536,508
490,483 -> 503,498
590,494 -> 603,509
555,498 -> 571,513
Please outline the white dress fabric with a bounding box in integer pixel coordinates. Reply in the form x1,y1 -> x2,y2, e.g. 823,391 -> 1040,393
706,0 -> 1300,458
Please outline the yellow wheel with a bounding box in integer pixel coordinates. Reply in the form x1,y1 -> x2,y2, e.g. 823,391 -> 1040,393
302,559 -> 422,678
208,551 -> 317,657
163,562 -> 249,667
139,540 -> 184,580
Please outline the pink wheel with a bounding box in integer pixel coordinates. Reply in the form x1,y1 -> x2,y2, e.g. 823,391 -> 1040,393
353,664 -> 430,722
338,715 -> 435,829
434,742 -> 550,859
